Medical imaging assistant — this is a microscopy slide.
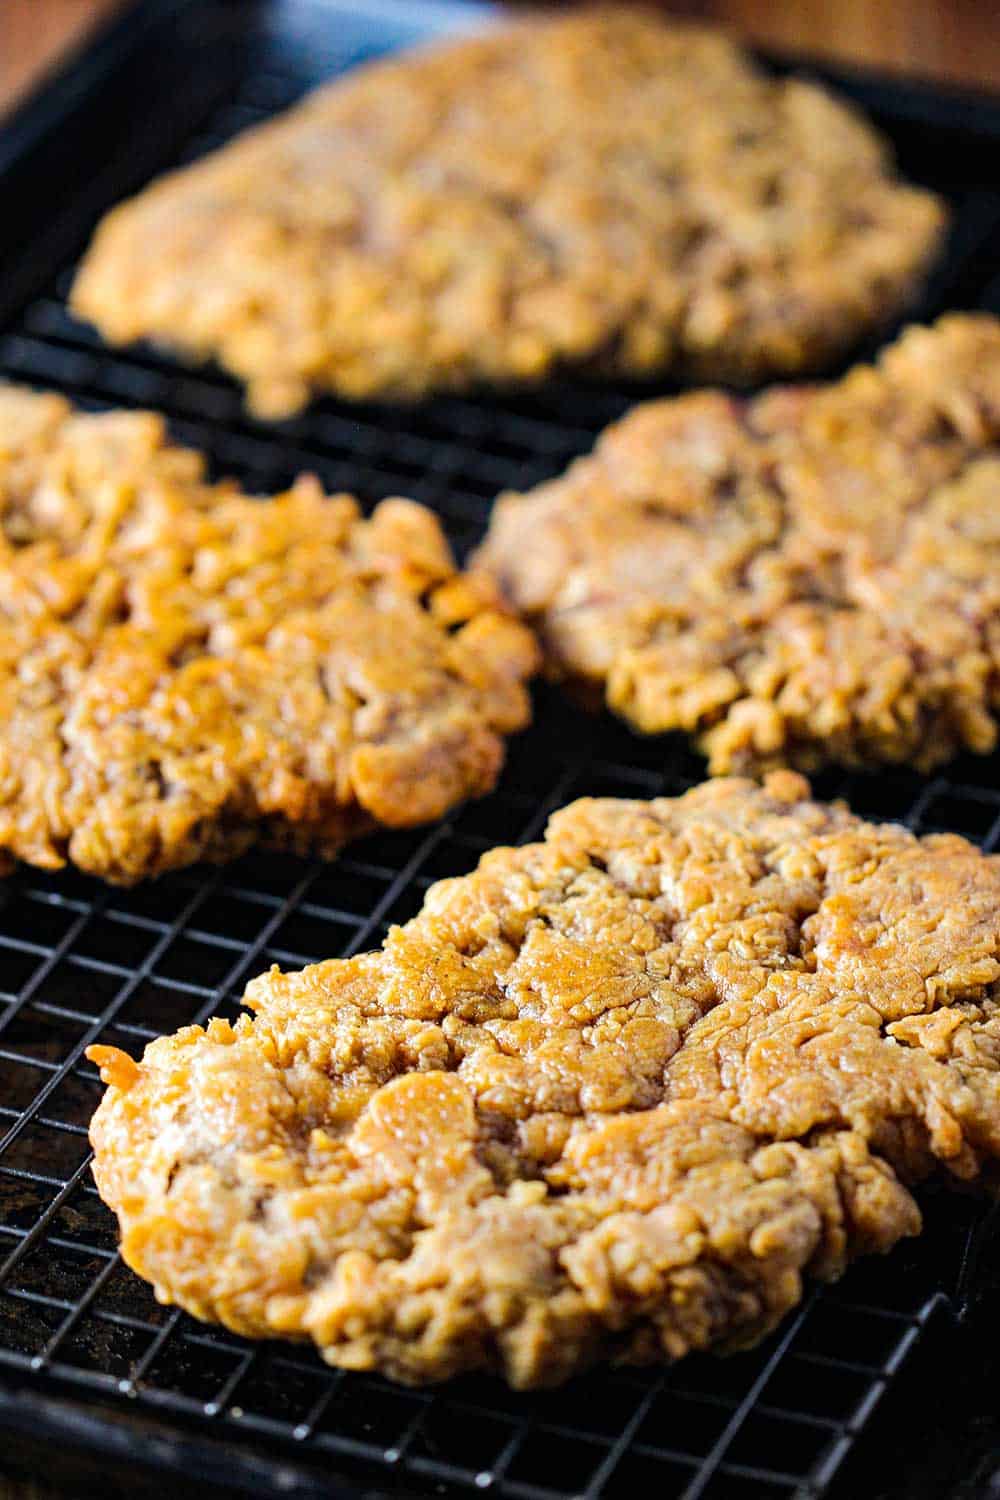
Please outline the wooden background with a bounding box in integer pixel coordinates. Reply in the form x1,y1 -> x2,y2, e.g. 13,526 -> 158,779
0,0 -> 997,1496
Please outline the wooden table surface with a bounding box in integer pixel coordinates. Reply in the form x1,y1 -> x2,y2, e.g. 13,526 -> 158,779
0,1 -> 997,1497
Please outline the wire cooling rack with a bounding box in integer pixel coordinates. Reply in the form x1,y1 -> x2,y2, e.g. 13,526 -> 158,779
2,3 -> 1000,1497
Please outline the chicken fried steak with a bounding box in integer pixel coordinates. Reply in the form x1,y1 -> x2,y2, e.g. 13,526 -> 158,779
70,11 -> 944,415
0,384 -> 537,883
477,314 -> 1000,775
88,773 -> 1000,1386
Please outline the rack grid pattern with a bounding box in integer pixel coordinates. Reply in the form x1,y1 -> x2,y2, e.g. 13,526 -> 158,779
2,4 -> 1000,1497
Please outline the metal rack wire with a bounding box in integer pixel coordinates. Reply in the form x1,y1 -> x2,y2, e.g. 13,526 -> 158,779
1,3 -> 1000,1496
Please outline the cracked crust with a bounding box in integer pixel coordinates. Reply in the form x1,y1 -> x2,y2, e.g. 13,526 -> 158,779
477,314 -> 1000,775
88,773 -> 1000,1386
0,384 -> 537,883
70,10 -> 945,416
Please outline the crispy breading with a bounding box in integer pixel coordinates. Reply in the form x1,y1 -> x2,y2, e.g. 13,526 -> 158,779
88,773 -> 1000,1386
71,11 -> 944,415
0,384 -> 537,882
477,314 -> 1000,775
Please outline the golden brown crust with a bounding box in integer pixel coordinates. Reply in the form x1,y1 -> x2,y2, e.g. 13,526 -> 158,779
477,314 -> 1000,775
0,384 -> 537,883
88,773 -> 1000,1386
70,10 -> 945,415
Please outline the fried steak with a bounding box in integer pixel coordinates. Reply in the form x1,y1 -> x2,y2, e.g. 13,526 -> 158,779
89,774 -> 1000,1385
0,385 -> 537,882
71,11 -> 944,415
477,315 -> 1000,775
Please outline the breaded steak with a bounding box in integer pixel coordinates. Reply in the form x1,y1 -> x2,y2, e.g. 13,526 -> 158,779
0,385 -> 537,883
88,773 -> 1000,1387
70,10 -> 944,416
477,315 -> 1000,775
